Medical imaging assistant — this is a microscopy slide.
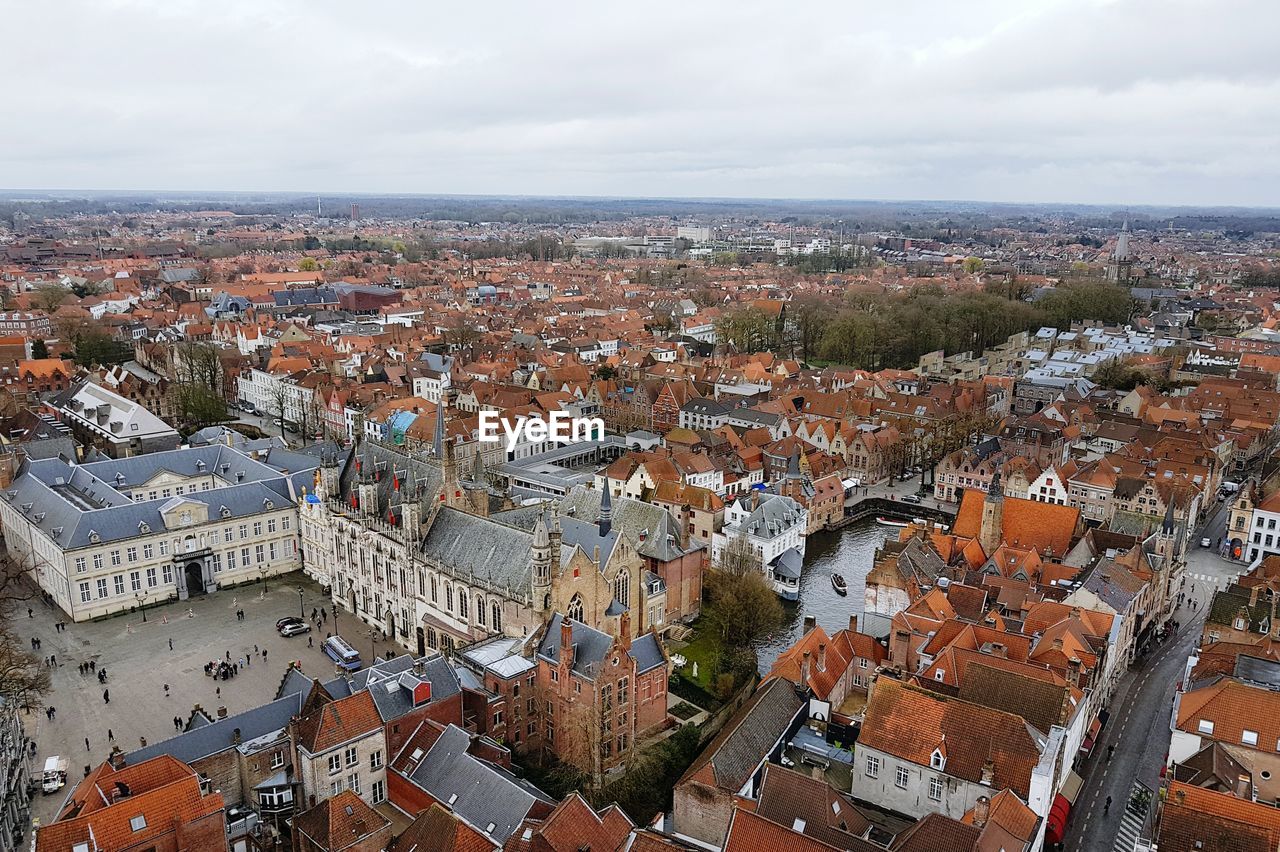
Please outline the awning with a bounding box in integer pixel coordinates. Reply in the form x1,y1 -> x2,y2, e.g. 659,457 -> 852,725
1045,794 -> 1073,845
1060,770 -> 1084,805
1080,717 -> 1104,754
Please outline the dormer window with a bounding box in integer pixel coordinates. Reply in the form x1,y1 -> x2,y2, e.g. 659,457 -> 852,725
88,530 -> 101,544
930,748 -> 946,770
138,521 -> 151,534
1235,617 -> 1247,631
263,499 -> 274,510
219,506 -> 231,518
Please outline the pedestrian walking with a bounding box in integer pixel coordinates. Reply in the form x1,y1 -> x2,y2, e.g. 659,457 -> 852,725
50,655 -> 56,667
254,644 -> 259,653
30,637 -> 36,650
44,707 -> 51,720
245,655 -> 250,667
102,689 -> 109,704
308,636 -> 313,648
216,686 -> 221,699
169,637 -> 173,651
163,683 -> 170,697
237,657 -> 244,669
84,737 -> 89,751
27,607 -> 32,618
1104,795 -> 1112,815
225,650 -> 230,661
262,649 -> 267,662
107,729 -> 114,741
1107,744 -> 1114,763
89,660 -> 95,672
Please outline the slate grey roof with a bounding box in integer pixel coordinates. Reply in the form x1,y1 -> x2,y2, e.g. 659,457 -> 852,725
679,677 -> 804,793
494,485 -> 699,563
537,614 -> 615,681
731,492 -> 804,540
680,398 -> 730,416
272,287 -> 338,307
630,632 -> 666,674
770,547 -> 803,579
406,724 -> 551,844
5,445 -> 316,550
125,693 -> 302,768
556,515 -> 620,569
350,653 -> 461,722
420,509 -> 532,598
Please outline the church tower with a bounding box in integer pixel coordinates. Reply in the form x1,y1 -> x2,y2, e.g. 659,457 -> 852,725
1106,220 -> 1134,284
532,510 -> 552,616
978,472 -> 1005,555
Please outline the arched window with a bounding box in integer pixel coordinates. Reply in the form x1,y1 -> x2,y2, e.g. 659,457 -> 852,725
476,595 -> 486,626
445,584 -> 453,611
430,575 -> 437,603
567,594 -> 584,623
427,628 -> 437,649
613,569 -> 630,608
492,601 -> 502,632
458,591 -> 468,620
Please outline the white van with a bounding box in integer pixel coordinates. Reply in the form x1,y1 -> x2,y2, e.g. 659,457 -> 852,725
41,756 -> 67,794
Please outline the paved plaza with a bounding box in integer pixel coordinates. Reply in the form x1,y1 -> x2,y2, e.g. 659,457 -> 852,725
12,572 -> 403,829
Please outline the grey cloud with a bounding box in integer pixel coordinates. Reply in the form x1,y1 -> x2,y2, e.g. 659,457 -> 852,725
1,0 -> 1277,204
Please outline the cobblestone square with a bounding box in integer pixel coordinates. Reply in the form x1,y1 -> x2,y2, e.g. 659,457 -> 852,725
11,572 -> 400,830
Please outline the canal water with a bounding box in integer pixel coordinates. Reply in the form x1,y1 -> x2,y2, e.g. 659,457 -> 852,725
755,516 -> 900,671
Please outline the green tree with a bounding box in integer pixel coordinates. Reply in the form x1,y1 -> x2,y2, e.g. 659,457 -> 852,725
297,257 -> 319,272
962,256 -> 985,274
29,339 -> 49,360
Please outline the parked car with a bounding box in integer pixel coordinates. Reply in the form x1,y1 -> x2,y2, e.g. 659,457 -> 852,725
280,622 -> 311,637
1200,537 -> 1212,548
275,616 -> 304,630
902,494 -> 922,504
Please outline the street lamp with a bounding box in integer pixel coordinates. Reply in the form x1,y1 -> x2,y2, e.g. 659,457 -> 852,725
297,588 -> 305,620
136,592 -> 146,623
259,566 -> 268,594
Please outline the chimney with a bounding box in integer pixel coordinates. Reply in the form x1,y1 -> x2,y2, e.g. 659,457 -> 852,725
800,650 -> 811,687
1052,637 -> 1064,651
990,642 -> 1006,659
1250,584 -> 1261,607
973,796 -> 990,828
848,614 -> 859,634
980,759 -> 995,786
559,618 -> 574,669
817,643 -> 827,672
1067,657 -> 1082,688
619,611 -> 631,653
1236,773 -> 1252,800
803,614 -> 816,633
232,727 -> 241,745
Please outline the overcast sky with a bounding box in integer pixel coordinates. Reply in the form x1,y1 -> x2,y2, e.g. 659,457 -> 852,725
3,0 -> 1277,206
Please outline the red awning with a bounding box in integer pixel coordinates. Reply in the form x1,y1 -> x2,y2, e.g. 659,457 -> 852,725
1046,794 -> 1073,845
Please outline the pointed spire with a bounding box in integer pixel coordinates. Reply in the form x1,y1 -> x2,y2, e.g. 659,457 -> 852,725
1162,495 -> 1176,535
599,486 -> 613,537
433,400 -> 445,459
533,510 -> 550,548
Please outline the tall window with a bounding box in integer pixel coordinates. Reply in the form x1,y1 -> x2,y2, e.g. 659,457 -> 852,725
613,569 -> 630,608
476,595 -> 486,626
457,591 -> 468,619
492,601 -> 502,632
567,594 -> 584,623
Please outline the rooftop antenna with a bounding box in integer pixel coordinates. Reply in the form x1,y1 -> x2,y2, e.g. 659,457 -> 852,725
317,197 -> 321,217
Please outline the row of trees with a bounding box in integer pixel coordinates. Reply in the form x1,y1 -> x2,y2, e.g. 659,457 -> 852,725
717,279 -> 1136,369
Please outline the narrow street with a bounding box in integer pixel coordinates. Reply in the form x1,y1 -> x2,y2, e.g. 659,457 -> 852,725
1064,501 -> 1242,852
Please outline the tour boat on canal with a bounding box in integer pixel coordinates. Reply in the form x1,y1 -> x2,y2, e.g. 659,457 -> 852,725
831,573 -> 848,595
875,516 -> 910,528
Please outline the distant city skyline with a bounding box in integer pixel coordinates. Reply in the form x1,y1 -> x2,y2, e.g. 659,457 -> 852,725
4,0 -> 1277,207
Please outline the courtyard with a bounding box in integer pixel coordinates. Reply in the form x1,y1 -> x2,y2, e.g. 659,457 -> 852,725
12,571 -> 404,831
